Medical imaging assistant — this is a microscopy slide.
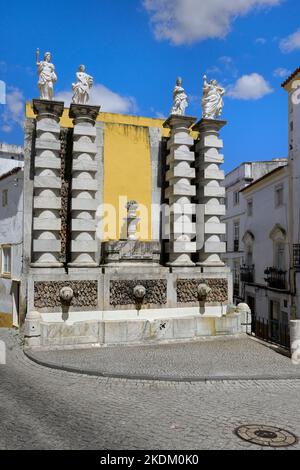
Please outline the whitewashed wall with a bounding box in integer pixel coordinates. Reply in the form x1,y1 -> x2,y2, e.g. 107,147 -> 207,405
0,168 -> 23,324
0,143 -> 23,176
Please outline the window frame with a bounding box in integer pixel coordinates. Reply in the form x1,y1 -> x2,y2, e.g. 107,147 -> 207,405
1,245 -> 12,278
247,199 -> 253,217
275,184 -> 284,208
2,189 -> 8,207
233,191 -> 240,206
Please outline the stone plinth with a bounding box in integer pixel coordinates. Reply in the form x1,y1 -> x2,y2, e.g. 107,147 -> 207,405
163,115 -> 197,266
68,104 -> 100,268
103,241 -> 161,265
193,119 -> 227,266
31,99 -> 64,268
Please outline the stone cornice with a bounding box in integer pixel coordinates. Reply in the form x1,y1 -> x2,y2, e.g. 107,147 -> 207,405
192,118 -> 227,133
69,103 -> 101,124
163,114 -> 197,129
32,99 -> 64,119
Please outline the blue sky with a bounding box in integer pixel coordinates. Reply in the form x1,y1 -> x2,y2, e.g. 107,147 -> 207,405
0,0 -> 300,172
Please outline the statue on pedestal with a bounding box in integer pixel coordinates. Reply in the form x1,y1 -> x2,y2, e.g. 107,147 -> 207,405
36,49 -> 57,100
72,65 -> 93,105
171,77 -> 188,116
202,75 -> 225,119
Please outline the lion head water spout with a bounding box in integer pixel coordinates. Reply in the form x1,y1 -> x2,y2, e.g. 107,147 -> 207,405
60,286 -> 74,321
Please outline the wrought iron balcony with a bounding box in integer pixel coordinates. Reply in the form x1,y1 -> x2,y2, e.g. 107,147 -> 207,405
240,265 -> 255,283
264,267 -> 287,290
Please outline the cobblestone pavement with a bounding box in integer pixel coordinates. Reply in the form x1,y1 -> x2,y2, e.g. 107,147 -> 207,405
26,335 -> 300,381
0,329 -> 300,450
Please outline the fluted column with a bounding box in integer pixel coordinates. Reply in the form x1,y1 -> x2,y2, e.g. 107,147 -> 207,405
193,119 -> 226,266
68,104 -> 100,267
31,99 -> 64,268
163,115 -> 197,266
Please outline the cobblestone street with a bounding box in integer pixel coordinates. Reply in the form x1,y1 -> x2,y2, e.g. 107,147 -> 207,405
0,329 -> 300,450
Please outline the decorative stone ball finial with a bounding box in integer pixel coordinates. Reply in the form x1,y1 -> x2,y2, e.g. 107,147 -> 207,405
197,283 -> 212,301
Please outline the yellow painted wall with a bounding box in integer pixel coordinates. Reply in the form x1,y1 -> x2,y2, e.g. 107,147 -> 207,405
104,123 -> 152,239
0,313 -> 13,328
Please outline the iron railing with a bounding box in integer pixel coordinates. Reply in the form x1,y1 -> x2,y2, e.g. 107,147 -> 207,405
264,267 -> 287,290
251,317 -> 290,350
240,265 -> 255,283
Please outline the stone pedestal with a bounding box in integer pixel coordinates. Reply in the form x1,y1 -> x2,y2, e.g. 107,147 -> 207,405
103,241 -> 161,265
163,115 -> 197,267
68,104 -> 100,268
31,99 -> 64,268
193,119 -> 226,266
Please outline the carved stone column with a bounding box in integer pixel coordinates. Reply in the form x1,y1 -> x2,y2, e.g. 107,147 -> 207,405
193,119 -> 226,266
31,99 -> 64,268
68,104 -> 100,267
163,115 -> 197,266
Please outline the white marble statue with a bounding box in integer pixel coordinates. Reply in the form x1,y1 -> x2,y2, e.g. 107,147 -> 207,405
36,49 -> 57,100
72,65 -> 93,105
171,77 -> 188,116
202,75 -> 225,119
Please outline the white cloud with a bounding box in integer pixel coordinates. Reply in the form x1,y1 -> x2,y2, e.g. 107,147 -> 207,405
280,29 -> 300,53
155,111 -> 166,119
143,0 -> 282,45
273,67 -> 291,78
1,124 -> 13,133
256,37 -> 267,44
56,83 -> 137,114
0,87 -> 25,133
228,73 -> 273,100
206,66 -> 221,76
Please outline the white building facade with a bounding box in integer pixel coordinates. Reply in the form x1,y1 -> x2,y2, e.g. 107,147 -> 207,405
0,167 -> 24,327
0,144 -> 24,327
222,160 -> 287,302
222,67 -> 300,348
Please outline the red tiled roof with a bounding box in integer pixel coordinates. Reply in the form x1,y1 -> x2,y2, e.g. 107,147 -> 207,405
0,166 -> 22,182
281,67 -> 300,88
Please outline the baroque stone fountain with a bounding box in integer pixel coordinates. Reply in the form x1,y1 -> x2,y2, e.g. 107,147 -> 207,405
102,201 -> 161,265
